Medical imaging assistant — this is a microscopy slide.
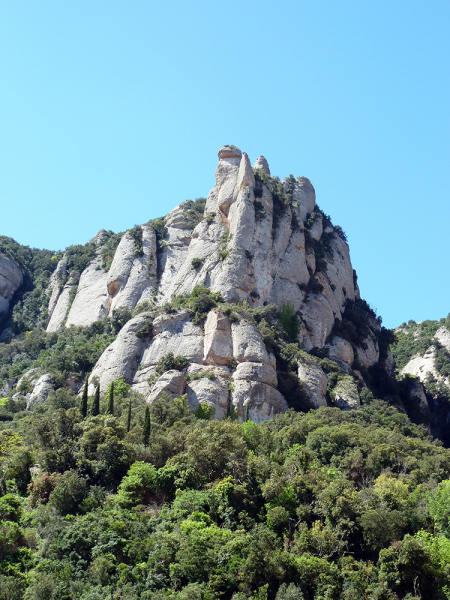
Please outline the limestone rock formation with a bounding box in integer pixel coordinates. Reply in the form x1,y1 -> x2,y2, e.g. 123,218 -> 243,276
325,336 -> 354,366
0,255 -> 22,317
60,144 -> 367,422
147,370 -> 186,404
3,144 -> 392,421
88,314 -> 150,394
297,356 -> 328,408
27,374 -> 53,409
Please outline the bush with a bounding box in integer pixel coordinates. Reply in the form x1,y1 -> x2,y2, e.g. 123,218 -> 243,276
155,352 -> 189,375
280,303 -> 301,342
131,300 -> 153,317
191,257 -> 203,270
48,471 -> 87,515
115,461 -> 157,507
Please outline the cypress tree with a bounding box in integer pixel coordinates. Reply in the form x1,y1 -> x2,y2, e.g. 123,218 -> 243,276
143,406 -> 150,447
81,377 -> 89,418
127,398 -> 132,432
106,382 -> 114,415
92,385 -> 100,417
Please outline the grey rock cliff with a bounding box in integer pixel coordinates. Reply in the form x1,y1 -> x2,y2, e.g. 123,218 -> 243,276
52,145 -> 368,423
0,255 -> 23,317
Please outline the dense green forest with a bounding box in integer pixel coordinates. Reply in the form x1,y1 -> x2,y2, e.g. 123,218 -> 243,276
2,389 -> 450,599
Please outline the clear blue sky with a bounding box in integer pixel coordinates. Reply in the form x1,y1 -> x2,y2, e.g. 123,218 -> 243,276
1,1 -> 449,328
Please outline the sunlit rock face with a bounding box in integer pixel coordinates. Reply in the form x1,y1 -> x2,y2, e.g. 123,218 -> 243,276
47,145 -> 377,422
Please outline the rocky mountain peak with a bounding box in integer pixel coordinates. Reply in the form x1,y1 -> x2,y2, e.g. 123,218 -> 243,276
0,146 -> 399,425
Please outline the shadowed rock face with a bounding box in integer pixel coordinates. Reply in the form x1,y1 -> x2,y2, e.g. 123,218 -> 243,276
43,145 -> 384,422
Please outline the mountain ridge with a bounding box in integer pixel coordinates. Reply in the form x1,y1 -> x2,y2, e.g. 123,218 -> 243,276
0,145 -> 447,436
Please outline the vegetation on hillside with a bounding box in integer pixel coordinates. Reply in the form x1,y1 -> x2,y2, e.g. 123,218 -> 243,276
391,317 -> 450,370
1,396 -> 450,599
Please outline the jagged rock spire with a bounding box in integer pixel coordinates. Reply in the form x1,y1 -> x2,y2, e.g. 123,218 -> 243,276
253,156 -> 270,176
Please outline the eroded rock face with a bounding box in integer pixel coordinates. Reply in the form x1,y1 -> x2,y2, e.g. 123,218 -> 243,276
326,336 -> 354,367
185,364 -> 230,420
88,314 -> 150,394
354,335 -> 379,369
141,311 -> 203,368
233,361 -> 277,388
108,225 -> 157,312
147,370 -> 186,404
401,327 -> 450,386
408,377 -> 429,413
231,317 -> 272,365
27,374 -> 53,409
47,270 -> 80,332
297,357 -> 328,408
54,145 -> 358,357
203,311 -> 233,365
253,156 -> 270,175
0,255 -> 22,317
64,145 -> 367,423
231,380 -> 287,424
66,257 -> 110,328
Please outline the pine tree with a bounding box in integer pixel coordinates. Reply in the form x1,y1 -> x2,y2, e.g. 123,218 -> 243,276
127,398 -> 132,432
81,377 -> 89,418
143,406 -> 151,447
106,382 -> 114,415
92,385 -> 100,417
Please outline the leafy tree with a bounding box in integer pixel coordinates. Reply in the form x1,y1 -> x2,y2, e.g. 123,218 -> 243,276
116,461 -> 157,507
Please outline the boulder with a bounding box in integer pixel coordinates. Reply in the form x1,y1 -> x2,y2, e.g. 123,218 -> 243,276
231,380 -> 287,424
297,357 -> 328,408
203,311 -> 233,365
325,336 -> 354,367
185,363 -> 230,420
27,374 -> 53,409
147,370 -> 186,404
231,317 -> 271,365
233,361 -> 277,388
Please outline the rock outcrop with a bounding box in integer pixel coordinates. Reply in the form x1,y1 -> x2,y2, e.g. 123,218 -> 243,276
0,255 -> 22,318
297,356 -> 328,408
23,145 -> 376,421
